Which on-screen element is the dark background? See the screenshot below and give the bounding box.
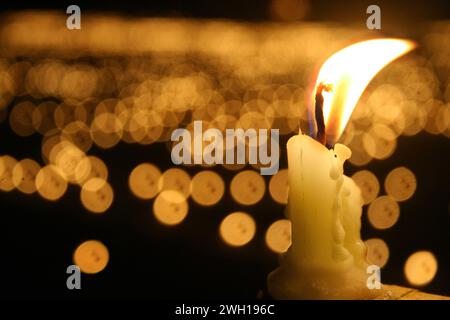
[0,0,449,299]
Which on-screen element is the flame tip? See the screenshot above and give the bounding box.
[311,38,416,144]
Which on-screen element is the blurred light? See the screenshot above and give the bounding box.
[404,251,438,287]
[265,219,291,253]
[12,158,41,194]
[365,238,389,268]
[270,0,310,21]
[230,170,265,205]
[351,170,379,205]
[0,155,18,192]
[384,166,417,202]
[153,190,189,226]
[367,195,400,230]
[219,212,256,247]
[268,168,289,204]
[129,163,161,200]
[159,168,191,200]
[81,178,114,214]
[73,240,109,274]
[9,101,35,137]
[35,164,68,201]
[78,156,109,186]
[190,170,225,206]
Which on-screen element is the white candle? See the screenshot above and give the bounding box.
[268,39,416,300]
[268,133,375,299]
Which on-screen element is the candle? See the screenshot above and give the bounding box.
[267,39,416,299]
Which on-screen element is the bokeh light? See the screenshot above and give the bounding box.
[153,190,189,226]
[404,251,438,287]
[73,240,110,274]
[265,219,291,253]
[220,212,256,247]
[230,170,265,205]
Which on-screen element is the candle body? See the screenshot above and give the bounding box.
[268,134,380,299]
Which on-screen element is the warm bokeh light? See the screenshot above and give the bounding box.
[219,212,256,247]
[365,238,389,268]
[190,171,225,206]
[73,240,110,274]
[153,190,189,226]
[404,251,438,287]
[159,168,191,200]
[230,170,265,205]
[313,39,416,145]
[367,195,400,230]
[81,178,114,214]
[351,170,380,205]
[35,164,68,201]
[12,158,41,194]
[129,163,161,200]
[385,166,417,202]
[265,219,291,253]
[0,155,18,192]
[268,169,289,204]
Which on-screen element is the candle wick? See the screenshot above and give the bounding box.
[315,82,332,147]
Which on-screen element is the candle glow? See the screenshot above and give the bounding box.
[268,38,417,300]
[311,39,416,146]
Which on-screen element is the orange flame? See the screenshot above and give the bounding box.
[311,38,416,146]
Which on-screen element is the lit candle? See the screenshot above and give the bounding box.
[268,39,416,299]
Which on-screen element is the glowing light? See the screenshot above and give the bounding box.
[129,163,161,200]
[384,166,417,202]
[35,164,68,201]
[367,196,400,230]
[190,171,225,206]
[81,178,114,214]
[265,219,291,253]
[219,212,256,247]
[404,251,438,287]
[158,168,191,200]
[153,190,189,226]
[230,170,265,205]
[73,240,109,274]
[365,238,389,268]
[12,158,41,194]
[268,169,289,204]
[312,39,416,145]
[351,170,379,205]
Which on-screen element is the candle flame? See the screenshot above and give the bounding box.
[312,38,416,146]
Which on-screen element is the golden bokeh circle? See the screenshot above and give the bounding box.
[190,170,225,206]
[0,155,18,192]
[153,190,189,226]
[73,240,109,274]
[219,212,256,247]
[159,168,191,200]
[35,164,68,201]
[351,170,380,205]
[129,163,161,200]
[367,195,400,230]
[230,170,265,205]
[265,219,291,253]
[365,238,389,268]
[384,166,417,202]
[12,158,41,194]
[404,251,438,287]
[268,169,289,204]
[81,178,114,214]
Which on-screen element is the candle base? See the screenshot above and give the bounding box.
[267,264,382,300]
